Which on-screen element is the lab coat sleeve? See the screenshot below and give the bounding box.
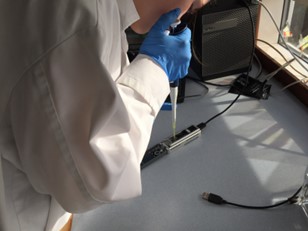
[9,33,170,213]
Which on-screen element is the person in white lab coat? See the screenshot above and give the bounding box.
[0,0,209,230]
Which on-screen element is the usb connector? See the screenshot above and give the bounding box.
[202,192,226,204]
[202,188,302,209]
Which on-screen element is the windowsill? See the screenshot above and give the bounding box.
[257,42,308,88]
[255,0,308,106]
[256,42,308,107]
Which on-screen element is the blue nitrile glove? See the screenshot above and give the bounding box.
[139,8,192,82]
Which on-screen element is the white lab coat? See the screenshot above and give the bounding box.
[0,0,170,230]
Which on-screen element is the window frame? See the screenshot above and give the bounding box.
[279,0,308,63]
[256,0,308,107]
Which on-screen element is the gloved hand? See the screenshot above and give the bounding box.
[139,8,192,82]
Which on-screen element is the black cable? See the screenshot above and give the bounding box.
[257,0,308,74]
[178,77,209,101]
[187,76,231,87]
[187,1,302,212]
[187,77,209,92]
[202,81,232,87]
[202,187,302,210]
[196,2,303,211]
[197,94,241,130]
[254,53,263,79]
[257,39,307,79]
[263,58,296,81]
[197,1,256,131]
[241,0,257,76]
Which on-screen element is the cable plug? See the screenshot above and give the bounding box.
[289,196,300,205]
[202,192,226,205]
[202,187,302,209]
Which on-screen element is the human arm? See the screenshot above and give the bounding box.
[9,6,193,214]
[9,31,169,213]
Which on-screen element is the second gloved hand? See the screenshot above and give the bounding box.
[139,8,192,82]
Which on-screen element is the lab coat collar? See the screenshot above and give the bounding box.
[116,0,140,31]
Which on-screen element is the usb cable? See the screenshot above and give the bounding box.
[202,187,301,209]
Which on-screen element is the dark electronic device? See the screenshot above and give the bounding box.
[229,74,271,99]
[141,125,201,169]
[190,0,259,80]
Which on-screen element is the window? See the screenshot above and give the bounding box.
[281,0,308,63]
[257,0,308,91]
